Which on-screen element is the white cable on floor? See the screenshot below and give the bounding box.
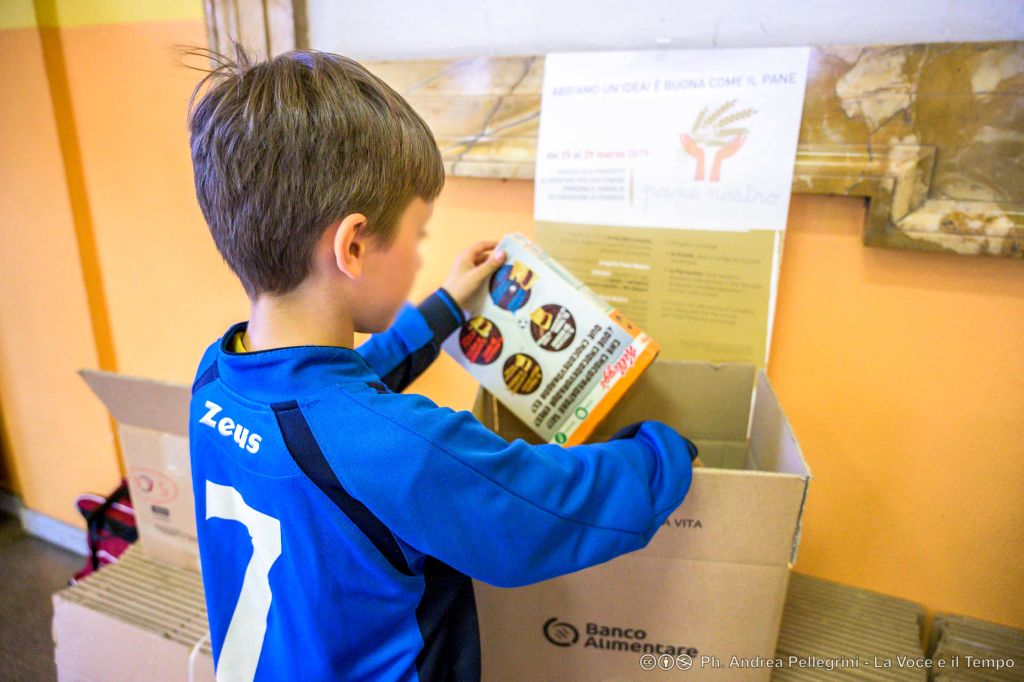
[188,630,211,682]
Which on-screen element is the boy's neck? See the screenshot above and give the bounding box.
[244,284,355,352]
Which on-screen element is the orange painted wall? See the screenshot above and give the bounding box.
[0,4,1020,633]
[0,19,120,518]
[769,194,1024,629]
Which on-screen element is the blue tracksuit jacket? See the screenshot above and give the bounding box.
[189,287,697,682]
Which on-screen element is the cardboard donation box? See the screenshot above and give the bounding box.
[53,544,213,682]
[471,361,810,681]
[80,369,200,572]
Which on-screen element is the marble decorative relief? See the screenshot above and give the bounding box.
[362,44,1023,258]
[200,3,1022,257]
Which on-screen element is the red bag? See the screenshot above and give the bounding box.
[72,479,137,583]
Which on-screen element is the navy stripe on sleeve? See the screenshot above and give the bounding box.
[381,288,466,393]
[420,287,465,339]
[415,557,481,682]
[270,399,414,576]
[434,287,466,328]
[191,361,220,395]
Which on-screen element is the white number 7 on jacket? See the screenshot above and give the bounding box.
[206,480,282,682]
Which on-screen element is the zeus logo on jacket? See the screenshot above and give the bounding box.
[199,400,262,454]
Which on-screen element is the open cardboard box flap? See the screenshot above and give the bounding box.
[79,360,810,573]
[79,369,191,437]
[79,369,199,571]
[473,359,811,568]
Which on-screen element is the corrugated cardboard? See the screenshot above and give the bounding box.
[77,360,809,679]
[79,369,199,572]
[53,544,214,681]
[773,572,926,680]
[928,612,1024,679]
[471,360,811,681]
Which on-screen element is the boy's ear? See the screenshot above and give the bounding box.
[332,213,368,279]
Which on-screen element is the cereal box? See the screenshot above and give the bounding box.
[443,232,659,445]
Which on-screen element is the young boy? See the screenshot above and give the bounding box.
[185,44,699,682]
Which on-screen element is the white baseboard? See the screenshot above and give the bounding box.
[0,490,87,556]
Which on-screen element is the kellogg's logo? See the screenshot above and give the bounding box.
[600,344,638,390]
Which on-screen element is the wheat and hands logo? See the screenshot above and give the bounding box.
[679,99,756,182]
[543,617,580,647]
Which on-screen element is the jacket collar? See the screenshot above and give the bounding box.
[214,320,380,403]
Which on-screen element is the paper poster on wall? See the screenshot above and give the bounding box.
[536,222,778,365]
[534,47,809,367]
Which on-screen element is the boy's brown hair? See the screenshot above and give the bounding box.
[179,42,445,299]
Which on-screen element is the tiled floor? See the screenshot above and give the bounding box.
[0,512,82,682]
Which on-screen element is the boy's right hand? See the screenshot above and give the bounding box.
[442,240,507,308]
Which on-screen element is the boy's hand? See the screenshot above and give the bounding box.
[442,240,507,308]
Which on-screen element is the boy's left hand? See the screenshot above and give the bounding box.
[442,240,507,307]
